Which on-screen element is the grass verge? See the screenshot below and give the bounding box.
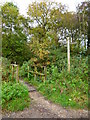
[2,81,30,112]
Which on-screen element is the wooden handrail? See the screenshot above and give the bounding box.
[29,70,45,76]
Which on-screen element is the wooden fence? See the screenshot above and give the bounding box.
[27,65,47,82]
[11,64,19,82]
[9,64,47,82]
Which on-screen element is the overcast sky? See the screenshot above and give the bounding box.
[1,0,86,16]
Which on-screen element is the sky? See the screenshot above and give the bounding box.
[1,0,86,16]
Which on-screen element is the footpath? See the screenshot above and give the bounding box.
[2,80,89,118]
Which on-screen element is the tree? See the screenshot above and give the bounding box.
[76,1,89,49]
[27,1,67,66]
[2,2,32,65]
[27,1,52,66]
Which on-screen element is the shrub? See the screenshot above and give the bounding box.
[19,60,34,80]
[2,81,30,111]
[2,57,11,81]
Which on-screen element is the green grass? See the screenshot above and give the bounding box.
[2,81,30,112]
[28,78,88,110]
[20,56,88,110]
[3,97,30,111]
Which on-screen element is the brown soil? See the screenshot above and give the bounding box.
[2,80,89,118]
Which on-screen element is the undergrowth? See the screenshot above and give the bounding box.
[2,81,30,112]
[23,56,88,109]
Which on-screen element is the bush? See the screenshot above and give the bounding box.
[19,61,29,78]
[2,57,11,81]
[49,48,67,72]
[2,81,30,111]
[49,56,88,108]
[19,60,34,80]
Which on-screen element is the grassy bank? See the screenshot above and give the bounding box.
[2,81,30,112]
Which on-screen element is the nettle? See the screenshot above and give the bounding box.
[2,81,30,111]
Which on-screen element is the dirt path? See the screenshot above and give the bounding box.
[2,80,89,118]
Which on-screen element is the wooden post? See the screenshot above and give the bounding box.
[44,66,47,81]
[16,65,19,82]
[12,65,14,81]
[34,66,37,81]
[67,37,70,72]
[28,66,29,78]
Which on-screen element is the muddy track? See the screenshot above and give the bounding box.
[2,79,89,118]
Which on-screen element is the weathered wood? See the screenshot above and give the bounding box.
[12,65,14,81]
[11,64,18,66]
[28,65,47,82]
[16,65,19,82]
[29,70,45,76]
[67,37,70,72]
[11,64,19,82]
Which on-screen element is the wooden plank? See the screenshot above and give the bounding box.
[11,64,18,66]
[29,70,45,76]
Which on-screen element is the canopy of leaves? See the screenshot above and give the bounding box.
[2,2,32,65]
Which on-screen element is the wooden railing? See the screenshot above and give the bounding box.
[10,64,47,82]
[27,65,47,82]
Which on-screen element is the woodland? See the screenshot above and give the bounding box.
[1,1,89,112]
